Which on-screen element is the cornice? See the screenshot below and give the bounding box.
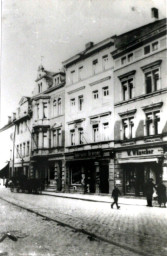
[89,76,111,86]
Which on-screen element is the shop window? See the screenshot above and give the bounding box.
[23,143,26,157]
[152,41,159,51]
[53,130,57,147]
[122,117,134,140]
[122,78,134,100]
[145,68,160,94]
[78,66,84,80]
[78,95,84,111]
[146,111,160,136]
[103,122,109,141]
[121,56,126,65]
[70,130,75,146]
[102,55,109,70]
[71,169,81,185]
[43,131,48,148]
[36,104,39,119]
[78,128,84,144]
[92,90,98,99]
[58,98,62,115]
[93,124,99,142]
[144,45,150,55]
[128,53,133,62]
[103,86,109,97]
[92,59,98,74]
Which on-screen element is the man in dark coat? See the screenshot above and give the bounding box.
[111,185,121,209]
[157,181,167,207]
[144,178,155,207]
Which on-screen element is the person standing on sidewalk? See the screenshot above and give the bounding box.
[111,185,121,209]
[157,180,167,207]
[144,178,155,207]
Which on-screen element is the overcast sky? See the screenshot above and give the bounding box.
[0,0,167,127]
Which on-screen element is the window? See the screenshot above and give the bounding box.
[16,145,19,158]
[23,143,26,157]
[17,124,20,134]
[128,53,133,62]
[93,90,98,99]
[78,95,83,111]
[36,133,39,149]
[102,55,109,70]
[43,132,47,148]
[36,104,39,119]
[27,141,30,156]
[20,144,22,157]
[71,169,81,185]
[78,128,84,144]
[53,130,57,147]
[70,130,75,146]
[152,41,159,51]
[70,98,75,107]
[70,70,75,83]
[103,122,109,141]
[122,78,134,100]
[145,68,160,94]
[92,59,98,74]
[121,56,126,65]
[38,83,42,93]
[78,66,84,80]
[93,124,99,142]
[43,103,48,119]
[122,117,134,140]
[144,45,150,55]
[146,111,160,136]
[58,98,62,115]
[53,99,57,116]
[103,86,109,96]
[57,129,62,146]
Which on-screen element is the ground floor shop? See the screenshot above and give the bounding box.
[115,145,165,196]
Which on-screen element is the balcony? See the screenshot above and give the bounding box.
[33,119,50,128]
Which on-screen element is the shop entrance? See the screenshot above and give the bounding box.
[100,164,109,193]
[123,162,162,196]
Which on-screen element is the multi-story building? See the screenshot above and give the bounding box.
[31,65,65,190]
[112,18,167,196]
[63,38,115,194]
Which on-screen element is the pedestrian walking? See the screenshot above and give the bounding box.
[111,185,121,209]
[157,181,167,207]
[144,178,155,207]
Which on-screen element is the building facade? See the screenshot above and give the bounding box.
[112,18,167,195]
[63,38,115,194]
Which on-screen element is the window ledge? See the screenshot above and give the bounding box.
[115,88,167,107]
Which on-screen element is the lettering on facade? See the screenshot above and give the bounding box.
[74,150,101,159]
[127,149,154,156]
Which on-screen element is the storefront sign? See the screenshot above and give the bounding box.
[74,150,101,159]
[115,179,121,185]
[127,149,154,156]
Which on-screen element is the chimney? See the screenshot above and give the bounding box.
[85,42,94,50]
[13,112,16,120]
[8,116,12,123]
[151,8,159,20]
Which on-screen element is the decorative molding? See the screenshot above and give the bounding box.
[118,109,137,117]
[141,59,162,70]
[89,76,111,86]
[142,101,163,112]
[67,118,85,125]
[89,111,111,119]
[33,95,50,101]
[68,86,85,95]
[118,70,136,80]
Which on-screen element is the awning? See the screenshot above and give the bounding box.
[117,158,159,164]
[0,162,9,178]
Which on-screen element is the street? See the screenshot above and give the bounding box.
[0,188,167,256]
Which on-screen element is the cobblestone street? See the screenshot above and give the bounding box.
[0,188,167,256]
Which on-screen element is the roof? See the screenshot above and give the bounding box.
[112,18,167,58]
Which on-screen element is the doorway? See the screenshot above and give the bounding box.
[100,164,109,193]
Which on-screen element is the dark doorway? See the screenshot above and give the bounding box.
[57,162,62,191]
[100,164,109,193]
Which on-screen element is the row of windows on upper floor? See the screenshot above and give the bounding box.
[17,120,29,134]
[116,37,166,69]
[68,54,111,84]
[38,76,63,94]
[16,141,30,158]
[69,109,161,146]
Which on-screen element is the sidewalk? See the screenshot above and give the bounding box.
[42,191,147,206]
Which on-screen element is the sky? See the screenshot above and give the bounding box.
[0,0,167,127]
